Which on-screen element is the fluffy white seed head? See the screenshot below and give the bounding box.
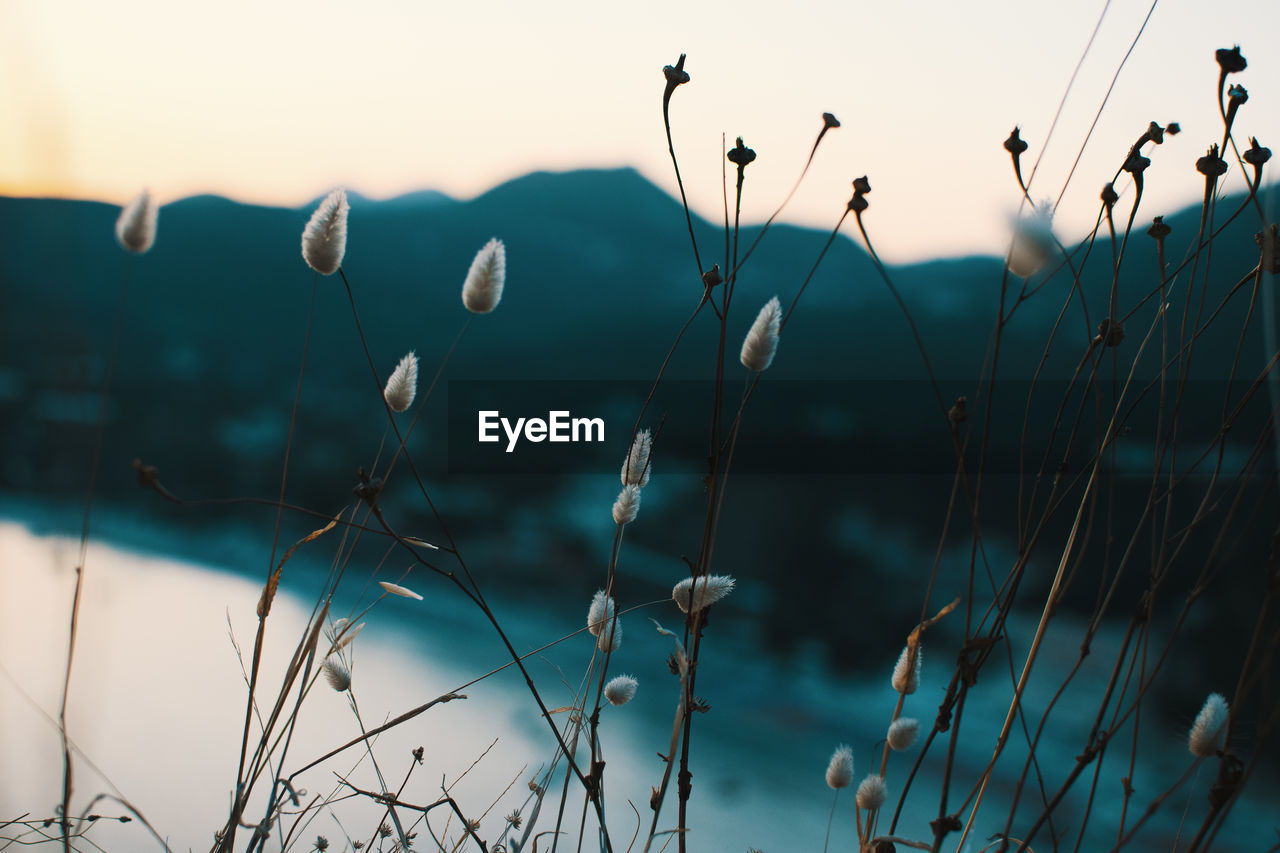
[672,575,736,613]
[301,189,348,275]
[322,658,351,692]
[1006,203,1055,278]
[856,774,887,810]
[384,352,419,413]
[887,717,920,751]
[597,616,622,653]
[740,296,782,372]
[604,674,638,707]
[378,580,423,601]
[825,744,854,789]
[622,429,652,486]
[892,645,921,695]
[462,238,506,313]
[115,189,157,254]
[586,590,616,637]
[1189,692,1229,758]
[612,485,641,525]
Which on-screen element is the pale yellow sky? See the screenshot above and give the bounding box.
[1,0,1276,261]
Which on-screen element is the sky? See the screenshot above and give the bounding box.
[1,0,1277,262]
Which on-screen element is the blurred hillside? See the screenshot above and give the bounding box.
[0,169,1274,689]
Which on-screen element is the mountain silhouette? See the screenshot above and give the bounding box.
[1,168,1273,678]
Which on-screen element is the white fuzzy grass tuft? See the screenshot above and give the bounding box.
[322,658,351,692]
[672,575,736,613]
[825,744,854,789]
[384,351,419,413]
[301,188,348,275]
[462,238,506,314]
[587,590,616,637]
[621,429,652,486]
[597,617,622,653]
[115,189,158,254]
[856,774,887,810]
[891,645,921,695]
[740,296,782,372]
[603,674,638,706]
[612,485,641,525]
[1006,202,1055,278]
[887,717,919,751]
[378,580,423,601]
[1189,692,1229,758]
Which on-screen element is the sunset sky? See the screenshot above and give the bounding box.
[1,0,1276,261]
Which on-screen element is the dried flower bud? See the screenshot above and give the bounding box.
[825,744,854,789]
[856,774,887,810]
[662,54,690,87]
[1197,145,1228,178]
[823,112,841,129]
[847,193,869,213]
[672,574,736,613]
[1227,83,1249,105]
[1215,46,1247,74]
[603,674,638,706]
[587,591,616,637]
[887,717,920,751]
[612,485,641,525]
[622,429,652,486]
[727,137,757,167]
[1147,216,1171,240]
[891,645,921,694]
[322,658,351,692]
[1243,137,1271,167]
[1123,152,1151,175]
[1256,224,1280,274]
[1189,692,1228,758]
[383,352,418,413]
[378,581,423,600]
[1101,183,1119,207]
[1166,122,1181,136]
[301,189,348,275]
[1146,121,1165,145]
[116,189,158,254]
[461,238,506,314]
[702,264,722,289]
[740,296,782,372]
[852,176,872,196]
[1004,128,1029,156]
[1098,317,1124,347]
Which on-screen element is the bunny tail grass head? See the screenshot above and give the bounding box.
[384,352,419,413]
[612,485,641,525]
[672,574,736,613]
[378,580,423,601]
[322,658,351,692]
[892,644,921,694]
[887,717,920,751]
[856,774,887,810]
[825,744,853,789]
[1006,202,1055,278]
[587,590,616,637]
[604,674,638,706]
[1189,692,1229,758]
[621,429,653,486]
[462,237,506,314]
[115,189,158,254]
[740,296,782,372]
[301,188,348,275]
[597,616,623,653]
